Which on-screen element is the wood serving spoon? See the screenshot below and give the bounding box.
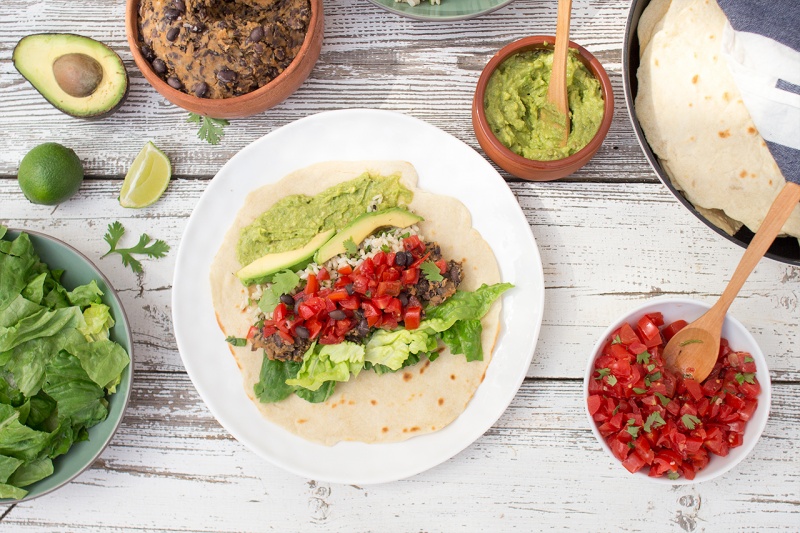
[546,0,572,145]
[664,181,800,382]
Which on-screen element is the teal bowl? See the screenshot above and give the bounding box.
[0,229,133,502]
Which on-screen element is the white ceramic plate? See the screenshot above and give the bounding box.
[172,109,544,484]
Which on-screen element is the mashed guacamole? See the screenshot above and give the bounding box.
[237,173,412,266]
[484,49,604,161]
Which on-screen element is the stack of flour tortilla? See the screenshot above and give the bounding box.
[635,0,800,245]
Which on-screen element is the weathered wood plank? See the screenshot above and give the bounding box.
[1,179,798,380]
[1,376,797,531]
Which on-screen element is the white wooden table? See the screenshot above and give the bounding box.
[1,0,799,530]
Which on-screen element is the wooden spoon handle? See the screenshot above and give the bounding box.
[548,0,572,118]
[714,181,800,315]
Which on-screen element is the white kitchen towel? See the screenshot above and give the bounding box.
[718,0,800,184]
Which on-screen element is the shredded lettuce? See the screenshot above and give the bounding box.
[286,342,365,391]
[0,228,130,499]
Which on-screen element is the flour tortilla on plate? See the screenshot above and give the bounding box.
[635,0,800,242]
[209,161,502,446]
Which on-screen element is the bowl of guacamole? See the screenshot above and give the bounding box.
[472,36,614,181]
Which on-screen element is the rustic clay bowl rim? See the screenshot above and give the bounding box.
[472,35,614,177]
[124,0,323,118]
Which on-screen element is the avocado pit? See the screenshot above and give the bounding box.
[52,53,104,98]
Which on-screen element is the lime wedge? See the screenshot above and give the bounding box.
[119,141,171,208]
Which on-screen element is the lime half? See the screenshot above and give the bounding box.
[119,141,171,208]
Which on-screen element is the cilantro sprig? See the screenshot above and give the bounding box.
[102,221,170,274]
[420,261,444,282]
[188,112,229,145]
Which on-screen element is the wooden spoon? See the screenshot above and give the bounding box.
[664,181,800,382]
[545,0,572,145]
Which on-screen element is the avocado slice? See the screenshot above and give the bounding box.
[315,208,424,264]
[237,229,336,286]
[13,33,129,119]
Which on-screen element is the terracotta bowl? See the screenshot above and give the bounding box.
[125,0,323,119]
[472,35,614,181]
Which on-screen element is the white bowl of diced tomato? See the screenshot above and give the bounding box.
[584,298,771,483]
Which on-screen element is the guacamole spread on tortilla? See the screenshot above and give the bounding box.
[484,49,604,161]
[237,173,412,266]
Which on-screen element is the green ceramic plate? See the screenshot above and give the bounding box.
[0,229,133,502]
[366,0,515,21]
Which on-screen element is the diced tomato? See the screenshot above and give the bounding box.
[273,303,288,323]
[304,273,319,295]
[277,330,294,344]
[377,280,402,297]
[403,234,423,252]
[684,379,704,402]
[435,259,447,274]
[327,289,349,302]
[338,295,361,311]
[246,326,258,340]
[619,323,639,345]
[337,264,353,275]
[662,320,688,342]
[304,318,322,340]
[587,312,760,480]
[402,267,419,285]
[362,301,380,318]
[317,268,330,281]
[637,315,662,348]
[352,274,370,295]
[372,294,393,310]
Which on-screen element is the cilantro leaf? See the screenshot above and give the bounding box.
[611,334,622,345]
[735,372,756,385]
[636,351,651,365]
[606,375,618,386]
[420,261,444,282]
[187,112,229,145]
[101,222,170,274]
[225,336,247,347]
[343,237,359,257]
[626,424,640,438]
[595,368,610,380]
[681,414,701,430]
[667,471,680,480]
[633,387,647,395]
[258,269,301,313]
[654,392,671,407]
[744,356,754,363]
[643,411,666,433]
[380,244,390,253]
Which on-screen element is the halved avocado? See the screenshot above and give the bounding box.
[315,208,424,264]
[237,229,336,286]
[13,33,129,119]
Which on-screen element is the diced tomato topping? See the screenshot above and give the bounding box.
[402,267,419,285]
[337,264,353,275]
[304,273,319,295]
[435,259,447,274]
[273,303,288,323]
[246,326,259,340]
[587,312,760,480]
[317,268,330,281]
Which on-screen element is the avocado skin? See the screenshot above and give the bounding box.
[13,33,129,119]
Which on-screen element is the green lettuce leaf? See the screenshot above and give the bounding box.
[66,281,103,308]
[0,295,43,329]
[286,342,365,391]
[77,303,115,343]
[42,351,107,429]
[295,380,336,403]
[0,455,23,483]
[67,337,129,392]
[440,319,484,362]
[0,232,37,310]
[0,404,51,462]
[0,307,83,353]
[4,329,85,398]
[423,283,513,332]
[0,483,27,499]
[364,328,437,371]
[7,457,52,487]
[254,357,300,404]
[22,273,47,305]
